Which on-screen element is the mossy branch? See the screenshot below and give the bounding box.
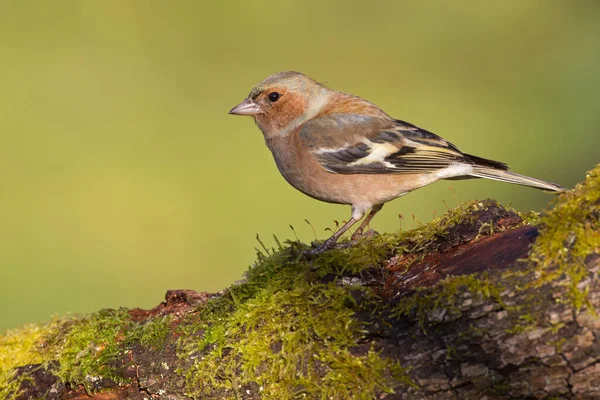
[1,165,599,400]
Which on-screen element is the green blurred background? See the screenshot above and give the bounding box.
[1,1,598,332]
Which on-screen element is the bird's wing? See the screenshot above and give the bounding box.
[299,114,502,175]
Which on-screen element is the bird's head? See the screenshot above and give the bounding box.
[229,71,331,138]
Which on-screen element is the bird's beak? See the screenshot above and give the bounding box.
[228,98,261,116]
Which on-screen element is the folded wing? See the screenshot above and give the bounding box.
[299,114,506,175]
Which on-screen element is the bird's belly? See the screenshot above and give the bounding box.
[268,138,422,207]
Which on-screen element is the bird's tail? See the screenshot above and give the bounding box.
[465,153,565,192]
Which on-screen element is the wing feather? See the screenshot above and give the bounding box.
[299,114,476,175]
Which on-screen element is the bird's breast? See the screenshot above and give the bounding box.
[265,135,335,203]
[264,135,421,208]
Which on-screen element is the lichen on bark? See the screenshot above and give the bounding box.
[0,164,599,400]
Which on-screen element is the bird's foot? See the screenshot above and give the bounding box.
[350,228,364,242]
[305,236,340,256]
[305,236,362,257]
[350,228,379,242]
[305,229,381,257]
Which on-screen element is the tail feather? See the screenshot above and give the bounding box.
[469,167,565,192]
[464,153,508,171]
[463,153,565,192]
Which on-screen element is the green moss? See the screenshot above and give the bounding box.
[528,164,600,312]
[1,168,598,398]
[199,199,538,395]
[549,321,566,334]
[175,211,516,397]
[519,210,541,226]
[0,198,530,398]
[0,309,144,398]
[382,199,531,264]
[45,309,134,391]
[131,315,172,350]
[0,322,60,399]
[552,337,567,353]
[177,258,413,398]
[0,309,136,397]
[504,313,537,335]
[390,165,600,336]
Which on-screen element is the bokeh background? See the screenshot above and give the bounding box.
[1,1,598,332]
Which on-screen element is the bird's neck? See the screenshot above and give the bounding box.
[316,91,390,119]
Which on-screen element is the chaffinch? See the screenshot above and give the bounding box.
[229,71,564,252]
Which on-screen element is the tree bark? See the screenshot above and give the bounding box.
[3,165,599,400]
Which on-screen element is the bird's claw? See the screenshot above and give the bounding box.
[350,229,364,242]
[304,227,381,258]
[305,236,359,257]
[305,237,337,256]
[350,229,379,242]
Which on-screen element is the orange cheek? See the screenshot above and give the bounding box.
[271,97,306,128]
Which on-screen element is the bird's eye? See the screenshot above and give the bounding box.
[268,92,280,102]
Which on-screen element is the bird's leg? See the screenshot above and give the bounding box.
[350,204,383,241]
[308,217,360,254]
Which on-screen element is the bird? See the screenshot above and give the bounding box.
[229,71,565,252]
